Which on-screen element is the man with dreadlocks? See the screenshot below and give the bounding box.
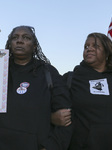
[0,26,72,150]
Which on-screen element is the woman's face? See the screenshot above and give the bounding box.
[83,36,107,70]
[10,27,35,61]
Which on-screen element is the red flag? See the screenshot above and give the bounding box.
[107,18,112,41]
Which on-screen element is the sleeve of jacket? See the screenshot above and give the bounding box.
[41,65,74,150]
[48,65,72,112]
[41,124,74,150]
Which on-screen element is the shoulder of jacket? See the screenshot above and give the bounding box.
[44,63,53,89]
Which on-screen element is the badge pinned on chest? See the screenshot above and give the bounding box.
[89,78,109,95]
[20,82,30,88]
[16,82,30,94]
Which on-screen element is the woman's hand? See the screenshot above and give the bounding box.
[51,109,72,126]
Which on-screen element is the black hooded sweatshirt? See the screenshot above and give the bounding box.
[0,58,73,150]
[64,60,112,150]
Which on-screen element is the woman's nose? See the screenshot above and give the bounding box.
[87,46,94,51]
[17,37,23,43]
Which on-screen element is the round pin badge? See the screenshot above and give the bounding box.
[20,82,30,88]
[16,87,27,94]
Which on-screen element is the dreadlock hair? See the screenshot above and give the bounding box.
[5,25,50,64]
[85,32,112,70]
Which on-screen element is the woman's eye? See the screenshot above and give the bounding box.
[12,35,31,41]
[93,44,99,49]
[12,36,18,40]
[85,45,89,49]
[23,36,30,40]
[96,45,100,48]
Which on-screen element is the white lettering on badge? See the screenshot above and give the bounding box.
[16,82,30,94]
[16,87,27,94]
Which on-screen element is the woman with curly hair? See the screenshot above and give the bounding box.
[0,26,72,150]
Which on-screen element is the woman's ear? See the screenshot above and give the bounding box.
[106,57,108,61]
[33,46,36,51]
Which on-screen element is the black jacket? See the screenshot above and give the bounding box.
[64,60,112,150]
[0,58,73,150]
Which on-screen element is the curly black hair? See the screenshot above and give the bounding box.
[5,25,50,64]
